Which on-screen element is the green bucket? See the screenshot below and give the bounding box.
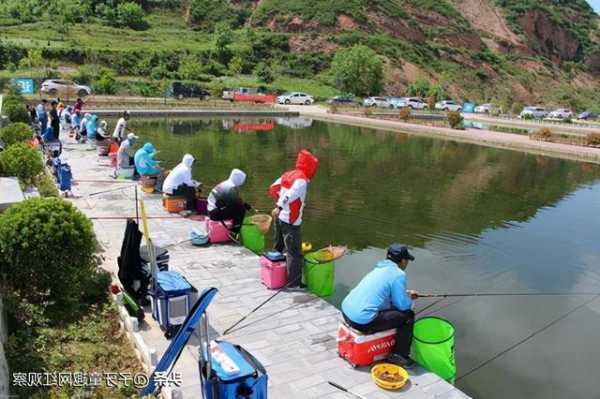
[412,317,456,384]
[304,252,335,297]
[241,217,265,254]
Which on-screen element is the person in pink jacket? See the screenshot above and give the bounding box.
[269,149,319,289]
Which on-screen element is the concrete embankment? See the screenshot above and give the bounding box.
[300,110,600,165]
[64,139,470,398]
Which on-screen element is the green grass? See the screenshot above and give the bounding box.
[217,74,339,97]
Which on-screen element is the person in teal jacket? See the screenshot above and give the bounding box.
[341,244,420,368]
[134,143,161,176]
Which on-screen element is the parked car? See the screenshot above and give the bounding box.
[577,111,598,120]
[403,97,429,110]
[167,81,210,99]
[518,106,547,119]
[474,103,502,114]
[41,79,91,97]
[387,97,408,109]
[363,97,392,108]
[277,92,315,105]
[223,87,276,103]
[434,100,462,112]
[545,108,573,120]
[327,95,355,105]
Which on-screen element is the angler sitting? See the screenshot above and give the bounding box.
[207,168,251,238]
[162,154,201,211]
[134,143,162,177]
[341,244,419,368]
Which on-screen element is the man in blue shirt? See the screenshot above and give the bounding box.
[341,244,419,368]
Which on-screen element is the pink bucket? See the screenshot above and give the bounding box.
[208,219,233,243]
[259,256,288,289]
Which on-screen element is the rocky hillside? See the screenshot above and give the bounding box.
[2,0,600,109]
[190,0,600,104]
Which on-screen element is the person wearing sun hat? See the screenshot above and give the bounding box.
[341,244,420,368]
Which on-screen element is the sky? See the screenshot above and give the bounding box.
[588,0,600,13]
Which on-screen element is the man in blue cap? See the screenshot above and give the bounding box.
[341,244,419,368]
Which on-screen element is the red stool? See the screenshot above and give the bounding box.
[337,322,396,367]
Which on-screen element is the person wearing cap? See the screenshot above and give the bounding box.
[113,111,131,144]
[163,154,201,211]
[117,132,138,172]
[207,168,251,236]
[341,244,420,368]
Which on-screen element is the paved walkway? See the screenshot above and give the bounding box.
[63,141,470,398]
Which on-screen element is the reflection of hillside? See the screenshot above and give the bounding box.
[131,119,600,250]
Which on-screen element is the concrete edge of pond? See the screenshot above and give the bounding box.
[89,109,300,118]
[63,140,472,399]
[302,111,600,165]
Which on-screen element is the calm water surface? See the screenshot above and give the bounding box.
[131,117,600,399]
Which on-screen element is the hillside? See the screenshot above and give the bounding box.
[1,0,599,111]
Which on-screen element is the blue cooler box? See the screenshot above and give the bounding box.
[202,340,268,399]
[151,271,195,337]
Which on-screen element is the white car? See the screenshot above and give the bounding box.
[403,97,429,110]
[434,100,462,112]
[519,106,547,119]
[277,92,314,105]
[545,108,573,119]
[41,79,91,97]
[474,103,502,114]
[363,97,392,108]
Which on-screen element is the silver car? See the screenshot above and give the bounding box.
[519,106,547,119]
[363,97,392,108]
[277,92,314,105]
[545,108,573,119]
[41,79,91,97]
[434,100,462,112]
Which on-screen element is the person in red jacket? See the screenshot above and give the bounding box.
[269,149,319,289]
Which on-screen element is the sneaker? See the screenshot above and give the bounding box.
[387,353,416,369]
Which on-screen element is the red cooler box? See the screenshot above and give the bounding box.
[337,322,396,367]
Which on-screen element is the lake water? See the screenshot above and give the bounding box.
[131,117,600,398]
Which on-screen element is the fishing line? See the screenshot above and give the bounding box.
[455,294,600,382]
[419,292,600,298]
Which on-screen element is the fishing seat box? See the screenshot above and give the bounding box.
[208,219,233,243]
[201,340,268,399]
[162,194,187,213]
[151,271,196,338]
[337,322,397,367]
[259,251,287,289]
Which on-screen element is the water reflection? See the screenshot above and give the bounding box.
[131,117,600,399]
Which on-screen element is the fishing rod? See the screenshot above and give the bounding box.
[418,292,600,298]
[88,184,136,197]
[328,381,368,399]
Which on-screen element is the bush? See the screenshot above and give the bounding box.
[228,56,243,75]
[93,69,117,95]
[254,62,274,83]
[3,102,30,123]
[0,122,32,145]
[399,107,411,121]
[0,142,43,185]
[533,128,553,141]
[330,45,383,97]
[510,102,522,115]
[178,54,204,81]
[0,198,96,325]
[209,79,225,97]
[116,2,146,30]
[585,133,600,146]
[33,172,58,197]
[328,103,339,114]
[447,111,464,129]
[522,113,534,120]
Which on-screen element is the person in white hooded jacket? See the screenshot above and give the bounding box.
[207,168,251,235]
[163,154,201,211]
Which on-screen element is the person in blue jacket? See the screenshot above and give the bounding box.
[86,114,98,140]
[341,244,420,368]
[134,143,161,176]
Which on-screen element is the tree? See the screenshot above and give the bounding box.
[228,56,243,75]
[213,22,232,64]
[116,2,146,30]
[330,45,383,97]
[209,79,225,97]
[178,54,204,80]
[254,62,274,83]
